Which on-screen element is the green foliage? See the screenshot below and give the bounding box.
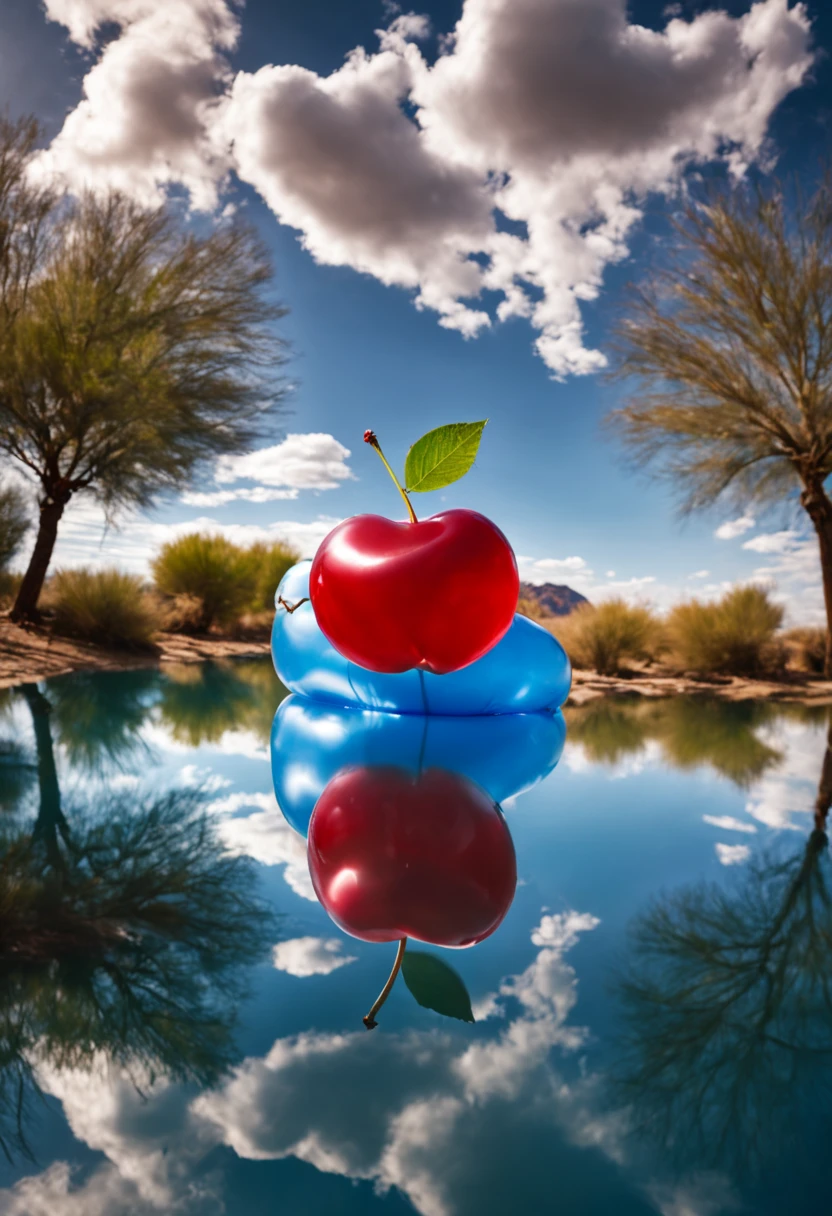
[243,540,300,612]
[0,116,290,615]
[666,585,784,676]
[401,949,475,1023]
[553,598,660,676]
[152,533,256,631]
[0,484,28,570]
[50,567,159,648]
[404,420,487,493]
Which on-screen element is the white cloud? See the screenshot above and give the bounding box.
[47,498,341,575]
[715,842,751,866]
[179,487,300,507]
[272,936,358,977]
[38,0,238,210]
[742,529,800,553]
[715,515,756,540]
[702,815,757,834]
[39,0,815,377]
[689,569,710,579]
[215,434,353,491]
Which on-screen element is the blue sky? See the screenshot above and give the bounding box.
[1,0,830,618]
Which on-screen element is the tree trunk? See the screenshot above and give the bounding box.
[10,496,67,623]
[800,480,832,679]
[20,682,71,872]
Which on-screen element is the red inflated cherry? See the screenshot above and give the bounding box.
[310,430,517,675]
[307,765,517,948]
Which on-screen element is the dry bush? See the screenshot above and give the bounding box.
[152,534,255,632]
[782,626,827,675]
[153,593,206,635]
[665,585,784,677]
[50,568,159,648]
[243,541,300,612]
[0,570,21,610]
[550,599,661,675]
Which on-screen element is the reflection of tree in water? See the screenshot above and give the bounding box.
[44,668,159,773]
[613,715,832,1178]
[566,696,827,786]
[0,683,276,1162]
[157,659,286,747]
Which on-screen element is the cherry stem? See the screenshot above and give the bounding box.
[363,937,407,1030]
[364,431,417,524]
[277,596,309,614]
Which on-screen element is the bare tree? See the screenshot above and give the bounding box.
[607,172,832,672]
[0,117,290,622]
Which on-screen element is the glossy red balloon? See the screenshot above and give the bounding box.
[309,509,519,674]
[307,766,517,947]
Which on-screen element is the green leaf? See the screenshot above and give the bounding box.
[404,420,487,494]
[401,950,475,1023]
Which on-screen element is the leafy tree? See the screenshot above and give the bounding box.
[608,172,832,673]
[0,116,289,623]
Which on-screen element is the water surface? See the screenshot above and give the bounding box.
[0,664,830,1215]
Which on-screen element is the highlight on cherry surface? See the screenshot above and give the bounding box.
[309,422,519,675]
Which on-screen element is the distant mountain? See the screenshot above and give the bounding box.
[519,582,589,617]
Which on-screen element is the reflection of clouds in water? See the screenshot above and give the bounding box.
[702,816,756,834]
[563,739,662,780]
[715,843,751,867]
[650,1174,741,1216]
[4,912,623,1216]
[179,764,232,792]
[14,1054,222,1215]
[207,791,315,901]
[746,719,826,831]
[194,910,617,1216]
[272,937,357,977]
[140,721,269,761]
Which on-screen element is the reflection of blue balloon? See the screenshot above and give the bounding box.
[272,561,571,715]
[271,694,566,836]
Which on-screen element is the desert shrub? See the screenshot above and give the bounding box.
[0,484,28,571]
[552,599,660,675]
[154,592,206,634]
[152,534,255,631]
[516,595,551,624]
[782,626,827,674]
[242,540,300,612]
[0,570,21,609]
[665,585,784,676]
[51,568,159,648]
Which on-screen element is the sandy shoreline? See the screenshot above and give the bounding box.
[4,616,832,703]
[4,615,832,703]
[0,617,271,689]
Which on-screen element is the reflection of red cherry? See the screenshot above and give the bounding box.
[307,766,517,947]
[309,510,519,674]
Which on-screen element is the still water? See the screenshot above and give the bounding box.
[0,660,830,1214]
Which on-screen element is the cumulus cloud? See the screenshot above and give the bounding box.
[215,434,353,491]
[272,936,358,977]
[715,515,756,540]
[715,842,751,866]
[39,0,815,377]
[39,0,238,209]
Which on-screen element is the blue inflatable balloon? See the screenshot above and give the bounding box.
[272,561,571,716]
[271,693,566,836]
